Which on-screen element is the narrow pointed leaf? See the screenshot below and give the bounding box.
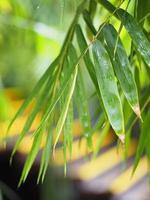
[89,0,97,20]
[76,25,98,90]
[34,52,78,131]
[69,42,92,146]
[11,73,56,159]
[136,0,150,23]
[102,24,140,117]
[83,10,97,35]
[92,40,125,141]
[63,101,73,175]
[97,0,150,68]
[116,9,150,68]
[7,58,58,133]
[18,127,43,186]
[37,129,53,183]
[53,66,78,150]
[76,69,92,147]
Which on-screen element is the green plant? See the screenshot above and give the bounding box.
[7,0,150,185]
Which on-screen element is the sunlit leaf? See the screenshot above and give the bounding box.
[92,40,125,141]
[102,24,141,117]
[53,60,78,150]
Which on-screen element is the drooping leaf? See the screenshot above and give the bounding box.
[92,40,125,141]
[102,24,141,117]
[75,68,92,147]
[7,58,58,133]
[53,61,78,150]
[97,0,150,68]
[18,126,44,186]
[75,24,98,90]
[83,10,97,35]
[37,128,53,183]
[33,51,78,132]
[136,0,150,23]
[68,40,93,147]
[116,8,150,68]
[89,0,97,20]
[10,71,56,159]
[63,101,73,175]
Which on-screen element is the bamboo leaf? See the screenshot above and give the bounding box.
[75,68,92,147]
[37,129,53,183]
[92,40,125,141]
[34,53,78,133]
[10,72,56,160]
[18,126,44,186]
[89,0,97,20]
[7,58,58,133]
[83,10,97,35]
[75,24,104,111]
[136,0,150,23]
[97,0,150,68]
[75,24,98,90]
[53,63,78,150]
[102,24,141,117]
[63,101,73,175]
[116,8,150,68]
[68,41,93,146]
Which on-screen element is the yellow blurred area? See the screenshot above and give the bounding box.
[0,0,12,12]
[0,88,114,167]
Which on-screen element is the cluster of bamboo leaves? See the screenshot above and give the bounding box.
[8,0,150,185]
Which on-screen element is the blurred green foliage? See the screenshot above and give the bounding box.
[0,0,81,93]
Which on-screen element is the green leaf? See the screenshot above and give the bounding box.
[75,68,92,147]
[89,0,97,20]
[116,8,150,68]
[83,10,97,35]
[68,41,93,147]
[126,86,150,132]
[97,0,150,68]
[37,128,53,183]
[92,40,125,141]
[18,126,44,186]
[34,52,78,133]
[136,0,150,23]
[102,24,141,117]
[75,24,98,90]
[7,58,58,133]
[53,62,78,150]
[75,24,104,111]
[10,72,56,160]
[63,101,73,175]
[133,109,150,174]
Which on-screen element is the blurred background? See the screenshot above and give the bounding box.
[0,0,150,200]
[0,1,81,199]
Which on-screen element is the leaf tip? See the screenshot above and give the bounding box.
[133,104,142,120]
[118,134,125,144]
